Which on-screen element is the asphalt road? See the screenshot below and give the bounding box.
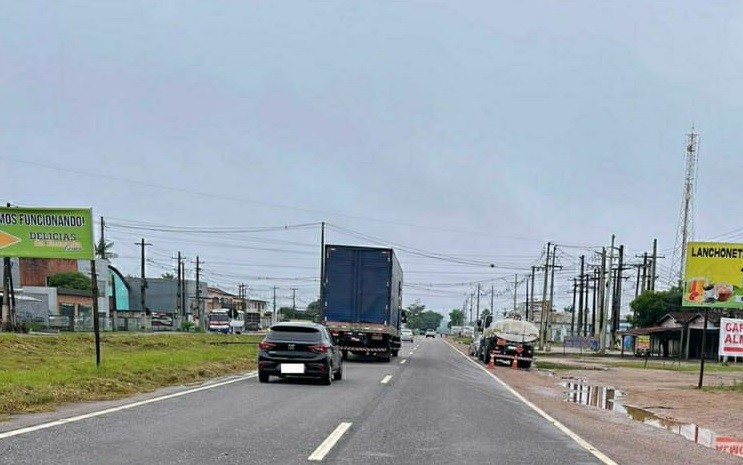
[0,337,612,465]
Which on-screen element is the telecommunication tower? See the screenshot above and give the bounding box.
[669,128,699,287]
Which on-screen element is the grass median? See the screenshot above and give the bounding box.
[0,332,260,420]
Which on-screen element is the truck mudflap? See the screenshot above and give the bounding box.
[337,346,389,353]
[493,353,533,362]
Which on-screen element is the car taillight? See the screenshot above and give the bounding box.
[258,341,276,350]
[308,344,329,353]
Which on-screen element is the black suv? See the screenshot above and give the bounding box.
[257,322,343,385]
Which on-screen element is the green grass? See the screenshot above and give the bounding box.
[0,332,260,419]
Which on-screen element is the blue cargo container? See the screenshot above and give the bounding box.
[322,245,403,361]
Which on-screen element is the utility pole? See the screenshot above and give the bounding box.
[547,244,559,351]
[540,242,551,350]
[578,255,585,339]
[475,283,481,328]
[641,253,648,293]
[176,251,182,318]
[611,245,625,347]
[592,268,598,337]
[194,256,202,328]
[320,221,325,315]
[273,286,277,323]
[292,288,297,313]
[180,254,187,319]
[490,284,494,322]
[137,238,152,318]
[598,247,607,353]
[524,273,530,320]
[513,274,518,316]
[603,235,616,352]
[650,238,658,291]
[529,267,536,323]
[571,278,577,338]
[98,216,106,258]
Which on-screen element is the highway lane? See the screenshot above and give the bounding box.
[328,337,610,465]
[0,337,613,465]
[0,348,409,465]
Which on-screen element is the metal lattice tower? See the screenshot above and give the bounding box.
[669,128,699,287]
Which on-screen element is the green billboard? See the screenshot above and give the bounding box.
[0,207,94,259]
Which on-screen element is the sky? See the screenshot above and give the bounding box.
[2,1,743,321]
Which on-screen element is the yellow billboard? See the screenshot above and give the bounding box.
[683,242,743,308]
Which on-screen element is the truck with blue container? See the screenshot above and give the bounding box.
[321,244,403,362]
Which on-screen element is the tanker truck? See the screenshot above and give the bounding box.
[478,318,538,369]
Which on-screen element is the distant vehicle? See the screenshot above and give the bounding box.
[321,245,403,362]
[257,322,343,385]
[401,328,414,342]
[208,309,245,334]
[425,329,436,338]
[244,310,261,331]
[479,318,538,368]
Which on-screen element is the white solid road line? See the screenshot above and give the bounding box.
[0,373,258,440]
[308,422,352,461]
[380,375,393,384]
[400,359,407,364]
[446,342,619,465]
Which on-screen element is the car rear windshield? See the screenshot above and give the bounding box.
[209,314,229,322]
[267,327,322,343]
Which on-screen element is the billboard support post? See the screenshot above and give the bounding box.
[91,259,101,366]
[698,307,709,389]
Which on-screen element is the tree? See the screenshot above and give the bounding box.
[161,272,175,280]
[48,271,92,290]
[418,311,443,331]
[306,299,322,322]
[448,309,464,328]
[628,287,682,328]
[95,238,118,259]
[405,300,427,331]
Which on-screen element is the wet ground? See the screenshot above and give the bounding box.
[562,379,743,459]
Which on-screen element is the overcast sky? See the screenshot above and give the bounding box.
[2,2,742,320]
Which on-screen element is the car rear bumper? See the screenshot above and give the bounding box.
[258,353,331,377]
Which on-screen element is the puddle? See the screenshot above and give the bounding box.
[562,380,743,459]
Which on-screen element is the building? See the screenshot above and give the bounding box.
[623,310,743,359]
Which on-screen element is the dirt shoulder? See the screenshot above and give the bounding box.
[449,339,743,464]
